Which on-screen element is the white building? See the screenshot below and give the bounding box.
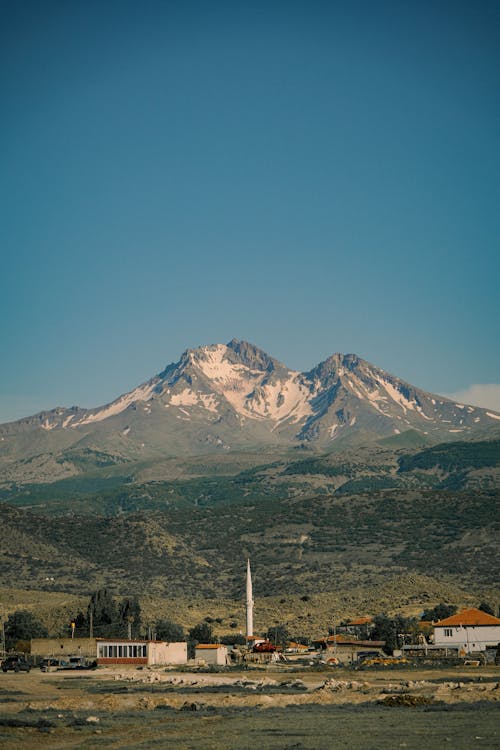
[195,644,228,666]
[97,639,187,665]
[433,608,500,655]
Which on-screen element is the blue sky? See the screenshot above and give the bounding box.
[1,0,499,423]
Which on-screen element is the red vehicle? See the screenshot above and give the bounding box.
[253,640,276,653]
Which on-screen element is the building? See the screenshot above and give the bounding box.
[31,637,187,666]
[433,608,500,655]
[343,616,374,639]
[97,639,187,666]
[285,641,309,654]
[195,644,229,666]
[31,637,97,660]
[312,634,386,663]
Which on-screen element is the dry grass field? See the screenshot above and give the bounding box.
[0,663,498,749]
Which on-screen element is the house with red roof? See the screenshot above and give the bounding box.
[343,616,374,639]
[433,608,500,655]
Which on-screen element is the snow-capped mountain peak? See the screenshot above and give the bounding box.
[1,341,499,454]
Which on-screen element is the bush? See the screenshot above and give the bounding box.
[155,619,185,641]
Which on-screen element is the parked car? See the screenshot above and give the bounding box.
[58,656,97,670]
[39,658,61,672]
[1,656,31,672]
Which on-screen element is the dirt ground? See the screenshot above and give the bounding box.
[0,664,498,749]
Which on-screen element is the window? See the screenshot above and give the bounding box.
[444,629,452,637]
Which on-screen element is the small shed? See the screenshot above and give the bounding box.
[195,644,228,666]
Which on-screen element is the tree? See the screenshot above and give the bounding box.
[155,619,185,642]
[371,614,417,654]
[4,610,48,651]
[264,623,290,650]
[188,622,215,644]
[421,603,457,622]
[87,589,118,638]
[220,633,246,646]
[478,602,494,616]
[73,610,89,636]
[188,621,216,659]
[119,597,141,638]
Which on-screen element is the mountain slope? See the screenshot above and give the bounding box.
[1,340,499,485]
[0,488,498,599]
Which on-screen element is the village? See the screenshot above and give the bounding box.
[4,562,500,673]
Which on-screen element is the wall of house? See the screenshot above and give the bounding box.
[31,638,97,658]
[324,643,385,663]
[195,647,227,665]
[434,625,500,653]
[149,642,187,665]
[97,641,148,665]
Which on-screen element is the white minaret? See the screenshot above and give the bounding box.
[246,558,254,641]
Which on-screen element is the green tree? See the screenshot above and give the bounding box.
[119,597,141,638]
[189,622,215,644]
[5,610,48,651]
[421,603,457,622]
[188,622,216,658]
[73,610,89,636]
[87,589,118,638]
[264,623,290,649]
[371,614,417,654]
[220,633,246,646]
[478,602,494,616]
[155,619,185,642]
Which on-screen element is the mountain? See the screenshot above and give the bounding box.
[1,339,499,485]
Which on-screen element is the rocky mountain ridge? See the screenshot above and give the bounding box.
[1,341,499,474]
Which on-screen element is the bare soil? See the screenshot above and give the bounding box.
[0,664,498,749]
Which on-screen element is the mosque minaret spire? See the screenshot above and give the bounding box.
[246,558,254,641]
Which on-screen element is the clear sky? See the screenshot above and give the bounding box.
[1,0,499,423]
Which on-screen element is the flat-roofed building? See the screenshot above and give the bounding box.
[195,644,228,666]
[31,637,187,666]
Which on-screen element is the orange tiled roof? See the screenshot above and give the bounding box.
[347,616,373,626]
[326,633,350,643]
[434,608,500,627]
[195,644,224,649]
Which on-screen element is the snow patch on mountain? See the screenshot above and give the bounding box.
[170,388,219,413]
[379,379,416,413]
[74,382,156,425]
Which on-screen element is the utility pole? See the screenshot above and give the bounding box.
[0,614,6,657]
[89,610,93,639]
